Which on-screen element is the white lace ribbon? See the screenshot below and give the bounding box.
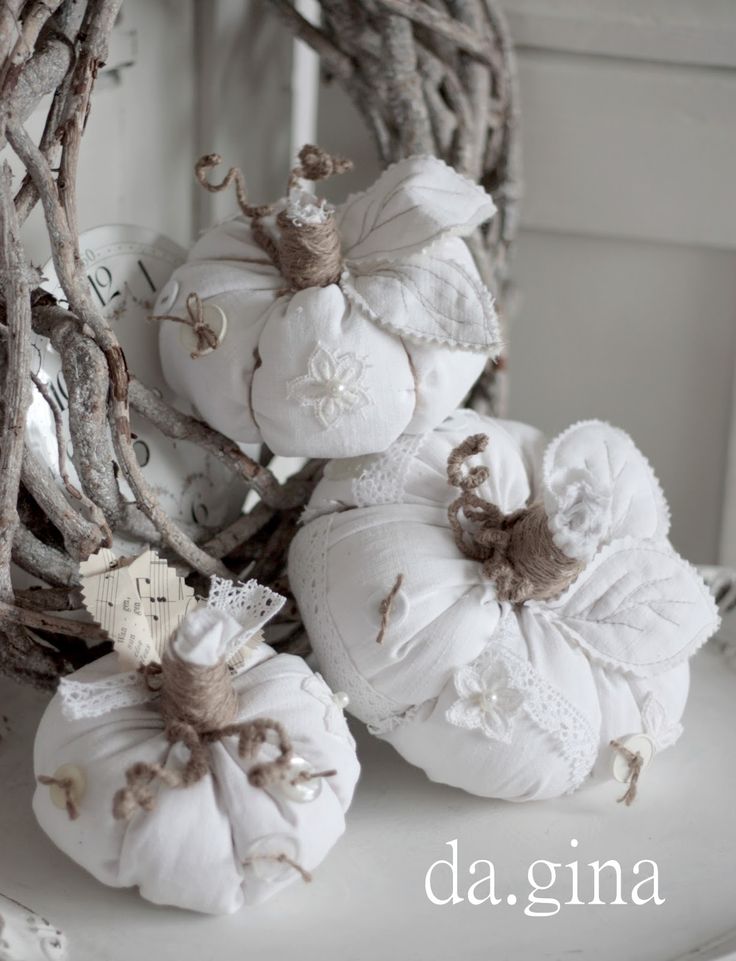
[59,671,157,720]
[59,577,285,721]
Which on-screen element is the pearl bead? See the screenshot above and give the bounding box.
[333,691,350,709]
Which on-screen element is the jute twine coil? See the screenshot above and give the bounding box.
[159,645,238,733]
[275,207,343,290]
[194,143,352,293]
[447,433,582,603]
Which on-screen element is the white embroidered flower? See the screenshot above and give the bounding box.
[446,653,526,743]
[545,467,613,562]
[287,344,371,429]
[641,692,683,750]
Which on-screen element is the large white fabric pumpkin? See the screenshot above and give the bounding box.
[155,153,500,458]
[289,409,719,801]
[33,580,360,914]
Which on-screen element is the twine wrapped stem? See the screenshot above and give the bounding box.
[447,433,582,603]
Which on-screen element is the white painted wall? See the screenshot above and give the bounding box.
[18,0,196,265]
[505,30,736,564]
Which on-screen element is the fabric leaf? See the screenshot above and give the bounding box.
[543,420,670,557]
[336,155,496,266]
[343,251,501,354]
[544,539,720,677]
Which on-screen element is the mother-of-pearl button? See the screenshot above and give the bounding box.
[178,302,228,356]
[611,733,656,783]
[367,583,411,634]
[156,278,179,312]
[243,834,300,882]
[47,764,86,810]
[275,756,322,803]
[333,691,350,709]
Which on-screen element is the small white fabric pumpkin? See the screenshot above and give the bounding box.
[289,410,719,801]
[156,153,500,458]
[33,580,360,914]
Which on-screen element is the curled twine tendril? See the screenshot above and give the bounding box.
[447,433,583,603]
[194,144,353,292]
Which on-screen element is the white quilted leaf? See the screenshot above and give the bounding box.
[337,155,495,266]
[543,420,670,560]
[545,539,719,676]
[343,249,501,353]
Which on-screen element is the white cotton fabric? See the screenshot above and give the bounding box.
[156,156,500,459]
[289,410,719,801]
[172,607,244,666]
[33,637,360,914]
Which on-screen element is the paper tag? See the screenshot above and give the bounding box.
[227,628,265,675]
[80,548,198,666]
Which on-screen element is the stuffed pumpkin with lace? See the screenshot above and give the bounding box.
[289,410,719,802]
[33,578,359,915]
[154,146,501,458]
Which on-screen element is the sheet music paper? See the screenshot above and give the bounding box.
[79,548,198,666]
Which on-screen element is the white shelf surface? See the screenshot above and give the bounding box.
[1,646,735,961]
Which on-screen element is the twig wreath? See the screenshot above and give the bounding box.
[0,0,519,688]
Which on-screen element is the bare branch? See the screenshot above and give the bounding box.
[0,162,32,601]
[128,378,304,509]
[21,444,111,559]
[12,522,79,588]
[266,0,353,81]
[7,122,228,578]
[0,599,106,643]
[373,0,495,65]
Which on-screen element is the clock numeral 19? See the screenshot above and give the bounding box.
[87,266,120,307]
[87,260,157,308]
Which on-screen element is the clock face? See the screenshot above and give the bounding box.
[32,224,247,544]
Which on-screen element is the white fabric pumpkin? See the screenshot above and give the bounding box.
[289,409,719,801]
[33,581,360,915]
[156,156,500,458]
